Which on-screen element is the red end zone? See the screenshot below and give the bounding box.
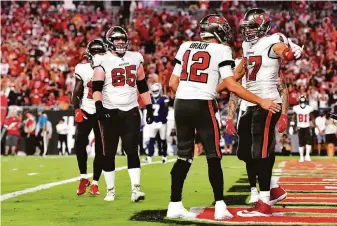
[192,207,337,224]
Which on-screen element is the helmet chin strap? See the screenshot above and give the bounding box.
[300,103,306,109]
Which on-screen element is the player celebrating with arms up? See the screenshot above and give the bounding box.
[92,26,154,202]
[167,14,280,221]
[72,39,106,196]
[218,8,303,217]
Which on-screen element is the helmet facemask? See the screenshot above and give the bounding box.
[106,27,129,56]
[240,11,270,42]
[299,96,307,109]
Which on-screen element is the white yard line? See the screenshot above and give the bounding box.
[1,159,175,202]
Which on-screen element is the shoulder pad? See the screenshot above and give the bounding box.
[75,63,90,80]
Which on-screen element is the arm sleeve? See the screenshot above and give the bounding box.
[218,46,235,80]
[268,33,289,58]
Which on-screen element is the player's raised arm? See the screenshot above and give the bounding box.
[276,73,289,133]
[232,58,246,81]
[272,38,303,61]
[137,64,154,124]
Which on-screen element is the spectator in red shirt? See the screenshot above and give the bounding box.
[288,84,299,106]
[3,110,21,156]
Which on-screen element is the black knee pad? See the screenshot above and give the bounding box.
[127,152,140,169]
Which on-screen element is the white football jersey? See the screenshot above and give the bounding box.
[293,105,314,128]
[92,51,144,111]
[243,33,288,106]
[173,41,234,100]
[74,63,95,114]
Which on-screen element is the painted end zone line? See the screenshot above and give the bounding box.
[1,159,175,202]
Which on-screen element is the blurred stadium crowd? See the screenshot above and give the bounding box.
[1,1,336,155]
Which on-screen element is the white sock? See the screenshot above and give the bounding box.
[251,187,259,195]
[103,171,115,190]
[259,191,270,205]
[80,174,87,179]
[270,177,279,189]
[299,146,304,158]
[305,145,311,157]
[92,180,98,186]
[128,168,140,190]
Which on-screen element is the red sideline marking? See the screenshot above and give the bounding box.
[196,207,337,223]
[262,111,272,158]
[208,100,221,158]
[281,198,337,204]
[279,177,337,183]
[287,193,337,198]
[281,184,337,192]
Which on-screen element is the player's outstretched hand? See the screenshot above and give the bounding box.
[288,38,303,59]
[75,109,87,123]
[277,114,288,133]
[226,119,237,136]
[260,98,281,113]
[146,104,154,124]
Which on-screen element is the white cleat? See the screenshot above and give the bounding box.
[214,201,233,220]
[305,156,311,162]
[143,157,152,164]
[104,188,115,201]
[299,157,304,163]
[131,185,145,202]
[166,201,197,219]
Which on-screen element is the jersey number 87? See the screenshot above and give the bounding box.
[180,50,210,83]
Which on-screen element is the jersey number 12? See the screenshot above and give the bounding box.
[180,50,210,83]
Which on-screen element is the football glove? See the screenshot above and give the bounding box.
[146,104,154,124]
[75,109,86,123]
[277,114,288,133]
[288,38,303,60]
[95,101,111,121]
[225,119,237,136]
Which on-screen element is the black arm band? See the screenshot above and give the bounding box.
[136,79,149,94]
[219,60,235,69]
[92,81,104,92]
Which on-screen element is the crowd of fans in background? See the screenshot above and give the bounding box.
[1,1,336,155]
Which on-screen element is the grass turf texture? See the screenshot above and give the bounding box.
[1,156,335,226]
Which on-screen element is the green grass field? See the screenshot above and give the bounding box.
[2,156,335,226]
[1,155,247,226]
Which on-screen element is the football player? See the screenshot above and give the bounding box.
[145,83,169,164]
[293,95,315,162]
[72,39,106,196]
[92,26,154,202]
[226,69,289,206]
[167,14,280,220]
[217,8,303,217]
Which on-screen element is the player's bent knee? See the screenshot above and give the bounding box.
[127,152,140,169]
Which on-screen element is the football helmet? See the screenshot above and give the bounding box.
[299,95,307,108]
[86,39,106,61]
[240,8,270,42]
[105,26,129,55]
[151,83,162,98]
[199,14,232,44]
